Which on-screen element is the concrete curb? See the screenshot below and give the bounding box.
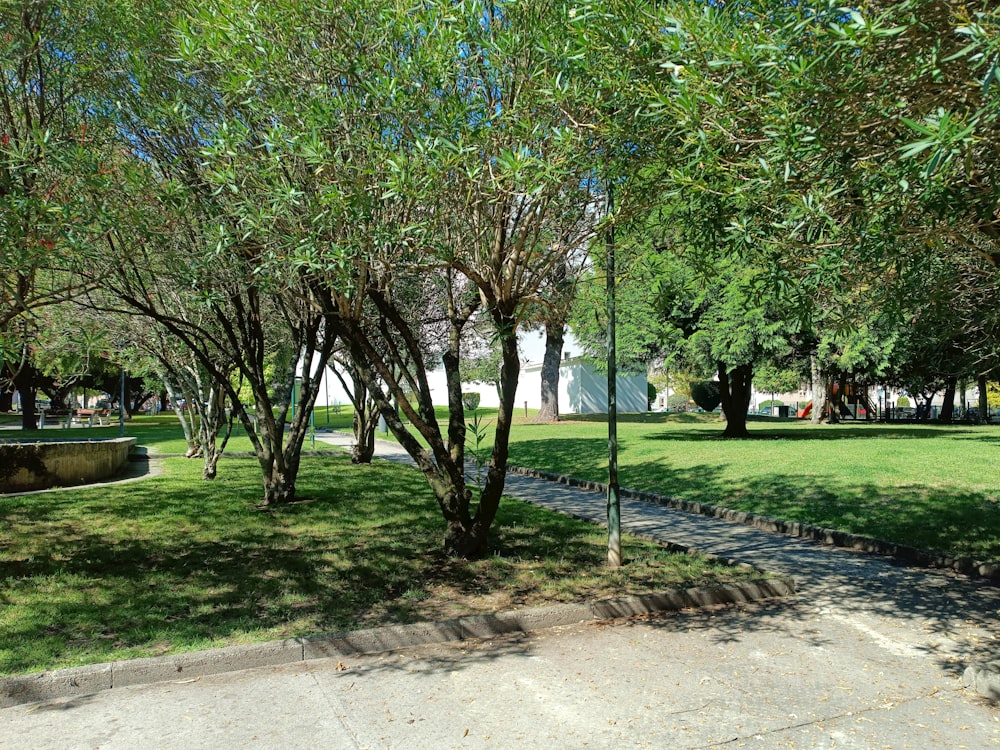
[508,465,1000,583]
[962,661,1000,701]
[1,577,794,709]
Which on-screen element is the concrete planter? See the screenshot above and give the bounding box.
[0,438,137,492]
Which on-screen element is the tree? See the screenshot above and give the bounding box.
[98,306,239,478]
[318,1,607,555]
[570,0,1000,439]
[95,0,611,550]
[1,1,109,327]
[1,0,140,427]
[87,12,343,504]
[527,215,595,422]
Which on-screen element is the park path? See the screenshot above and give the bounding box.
[317,431,1000,694]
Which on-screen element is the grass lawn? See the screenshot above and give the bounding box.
[503,413,1000,562]
[0,447,760,676]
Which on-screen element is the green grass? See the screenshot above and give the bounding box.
[503,413,1000,562]
[8,406,995,676]
[0,450,759,676]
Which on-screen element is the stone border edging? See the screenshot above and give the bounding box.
[507,465,1000,583]
[963,661,1000,701]
[0,577,794,709]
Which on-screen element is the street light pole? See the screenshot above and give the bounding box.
[606,185,621,568]
[119,366,126,437]
[324,367,330,425]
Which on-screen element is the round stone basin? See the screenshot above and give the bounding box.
[0,437,137,493]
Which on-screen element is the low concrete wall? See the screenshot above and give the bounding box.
[0,438,137,492]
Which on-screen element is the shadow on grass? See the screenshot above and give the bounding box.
[0,458,445,673]
[0,452,752,676]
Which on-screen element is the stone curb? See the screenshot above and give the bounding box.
[0,577,794,709]
[507,466,1000,584]
[962,661,1000,701]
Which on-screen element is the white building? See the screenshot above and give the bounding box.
[313,328,648,415]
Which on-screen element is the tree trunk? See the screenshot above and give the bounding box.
[199,385,231,480]
[810,354,822,425]
[442,316,521,558]
[535,321,564,422]
[0,362,12,413]
[444,513,489,559]
[47,387,71,411]
[825,377,838,424]
[352,415,376,463]
[13,364,38,430]
[253,405,307,507]
[718,362,752,439]
[836,373,849,419]
[261,463,296,505]
[349,366,379,464]
[203,443,220,480]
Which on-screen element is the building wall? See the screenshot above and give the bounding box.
[313,356,648,415]
[558,359,647,414]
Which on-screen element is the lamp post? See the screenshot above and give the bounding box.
[606,185,621,568]
[119,363,126,437]
[324,367,330,426]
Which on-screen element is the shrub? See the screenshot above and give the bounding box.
[462,392,481,411]
[690,380,721,412]
[667,393,690,411]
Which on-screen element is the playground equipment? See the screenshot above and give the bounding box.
[796,382,877,420]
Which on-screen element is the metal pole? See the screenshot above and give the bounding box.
[324,367,330,425]
[606,185,621,568]
[119,366,126,436]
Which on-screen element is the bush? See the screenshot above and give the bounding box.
[647,382,657,408]
[896,395,910,407]
[462,392,481,411]
[690,381,721,412]
[759,399,784,409]
[667,393,690,411]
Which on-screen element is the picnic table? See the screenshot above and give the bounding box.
[68,408,111,427]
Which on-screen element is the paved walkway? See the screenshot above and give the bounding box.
[2,432,998,749]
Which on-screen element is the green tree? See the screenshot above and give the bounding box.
[89,6,342,504]
[1,0,138,427]
[104,0,615,556]
[331,1,610,555]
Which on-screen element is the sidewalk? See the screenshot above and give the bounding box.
[2,431,998,749]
